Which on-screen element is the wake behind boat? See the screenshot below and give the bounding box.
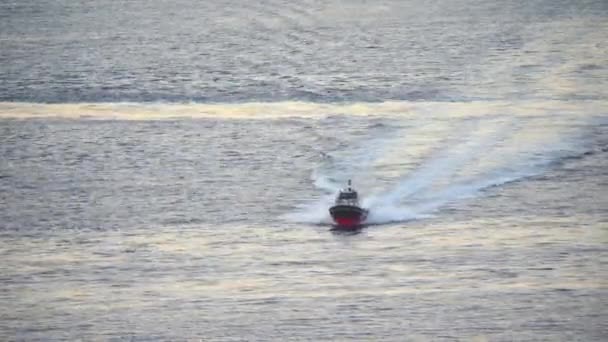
[329,180,369,229]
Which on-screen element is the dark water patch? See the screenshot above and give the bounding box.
[160,217,205,226]
[578,63,603,71]
[330,227,363,235]
[540,144,608,172]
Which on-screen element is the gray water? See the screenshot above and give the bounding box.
[1,0,607,340]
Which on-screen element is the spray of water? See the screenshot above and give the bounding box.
[285,112,581,226]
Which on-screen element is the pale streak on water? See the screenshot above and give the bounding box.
[1,0,607,340]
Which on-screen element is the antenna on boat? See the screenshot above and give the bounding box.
[348,179,352,191]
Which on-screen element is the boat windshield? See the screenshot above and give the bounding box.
[338,191,357,200]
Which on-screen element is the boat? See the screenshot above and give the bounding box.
[329,180,369,229]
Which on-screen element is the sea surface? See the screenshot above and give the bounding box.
[1,0,607,340]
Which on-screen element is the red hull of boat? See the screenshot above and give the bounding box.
[329,205,368,229]
[333,216,364,229]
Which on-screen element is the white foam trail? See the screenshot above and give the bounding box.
[367,118,517,208]
[282,101,590,226]
[364,163,545,225]
[282,194,334,224]
[363,119,583,225]
[364,204,432,224]
[288,117,524,225]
